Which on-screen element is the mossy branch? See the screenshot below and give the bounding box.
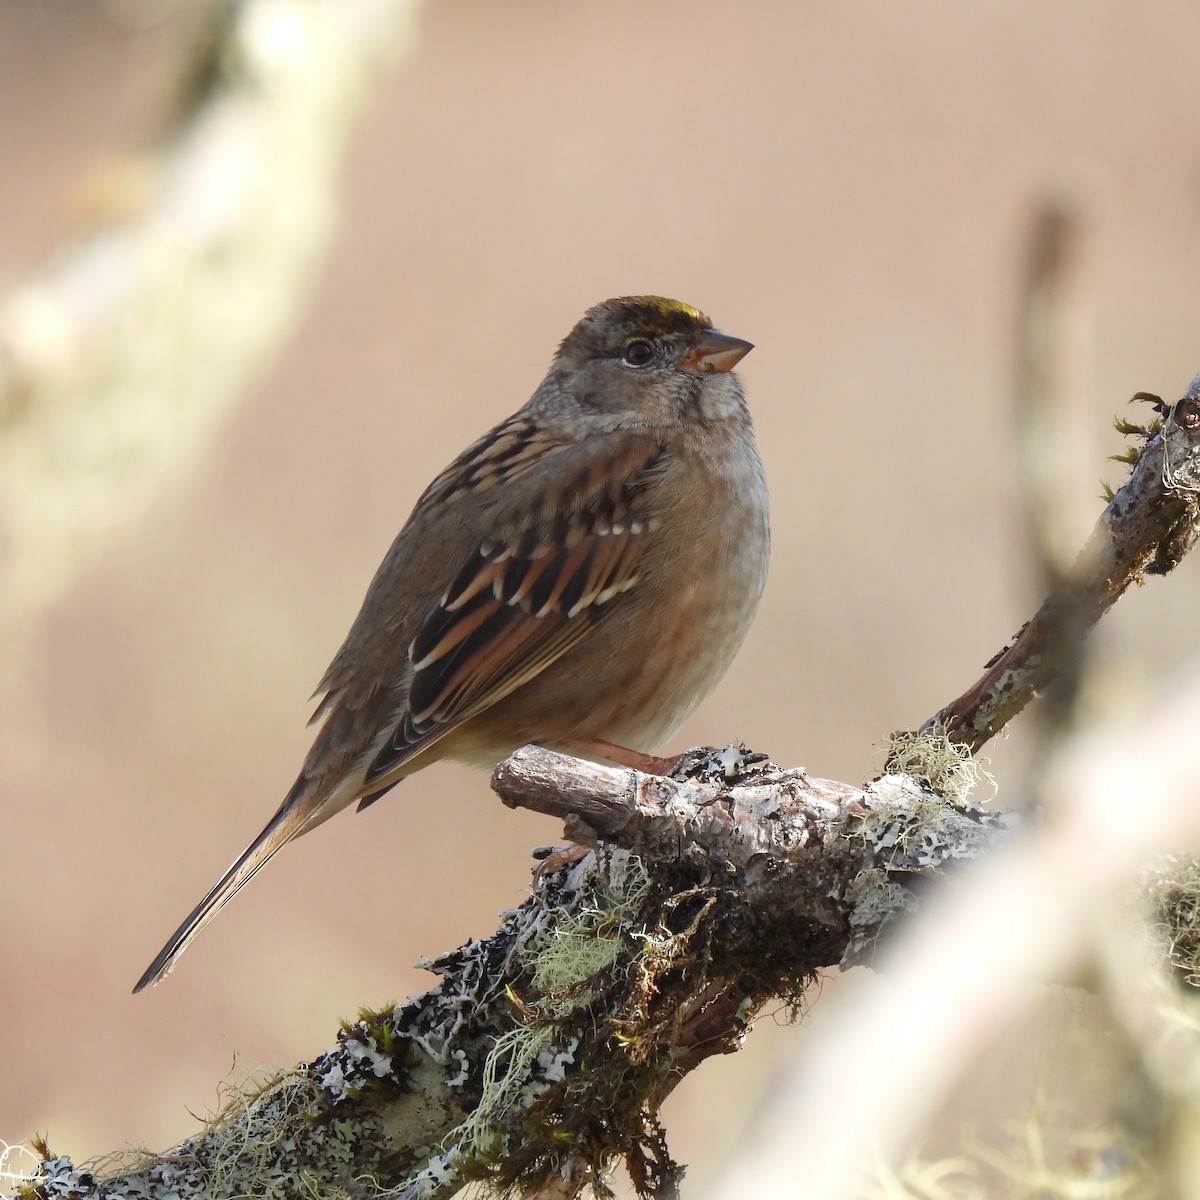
[12,744,1013,1200]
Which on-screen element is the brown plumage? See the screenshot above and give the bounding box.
[134,296,769,992]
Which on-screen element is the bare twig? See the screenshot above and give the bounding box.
[919,387,1200,752]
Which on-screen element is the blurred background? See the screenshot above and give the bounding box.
[2,0,1200,1189]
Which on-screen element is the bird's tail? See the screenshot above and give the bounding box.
[132,799,310,993]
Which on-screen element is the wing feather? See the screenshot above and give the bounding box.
[362,435,665,787]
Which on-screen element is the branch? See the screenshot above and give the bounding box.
[919,386,1200,752]
[0,0,421,679]
[13,749,1012,1200]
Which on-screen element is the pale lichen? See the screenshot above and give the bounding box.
[454,852,651,1166]
[1144,855,1200,988]
[884,729,996,805]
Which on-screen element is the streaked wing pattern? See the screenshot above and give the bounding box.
[363,437,665,786]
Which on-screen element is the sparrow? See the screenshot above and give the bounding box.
[134,296,769,991]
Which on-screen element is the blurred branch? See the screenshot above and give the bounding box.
[1014,200,1095,583]
[0,0,424,684]
[1013,200,1094,736]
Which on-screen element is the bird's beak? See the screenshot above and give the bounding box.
[677,330,754,373]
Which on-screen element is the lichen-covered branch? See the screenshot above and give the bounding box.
[0,0,423,681]
[11,747,1013,1200]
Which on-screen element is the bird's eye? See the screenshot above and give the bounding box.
[622,339,656,368]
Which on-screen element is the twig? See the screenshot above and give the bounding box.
[919,387,1200,752]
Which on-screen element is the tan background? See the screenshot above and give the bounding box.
[2,0,1200,1186]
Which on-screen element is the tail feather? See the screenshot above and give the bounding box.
[132,805,307,993]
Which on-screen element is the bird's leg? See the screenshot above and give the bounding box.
[576,738,682,777]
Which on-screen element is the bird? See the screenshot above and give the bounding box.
[134,295,769,992]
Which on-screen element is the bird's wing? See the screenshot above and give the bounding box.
[132,433,668,992]
[361,433,666,787]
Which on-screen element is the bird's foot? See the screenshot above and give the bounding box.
[532,842,592,878]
